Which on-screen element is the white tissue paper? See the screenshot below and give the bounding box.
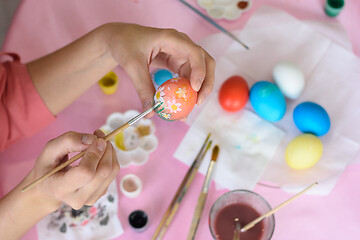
[174,95,285,191]
[176,6,360,195]
[37,180,123,240]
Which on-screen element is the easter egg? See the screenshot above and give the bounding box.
[293,102,330,136]
[249,81,286,122]
[273,62,305,99]
[285,134,323,170]
[153,69,173,86]
[218,75,249,112]
[154,78,197,121]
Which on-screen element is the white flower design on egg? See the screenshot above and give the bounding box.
[167,100,182,113]
[154,86,165,102]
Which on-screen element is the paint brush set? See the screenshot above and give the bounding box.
[152,134,220,240]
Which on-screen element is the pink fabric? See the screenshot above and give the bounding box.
[0,52,55,151]
[0,0,359,240]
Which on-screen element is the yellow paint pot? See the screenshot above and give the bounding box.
[114,132,126,150]
[98,71,118,95]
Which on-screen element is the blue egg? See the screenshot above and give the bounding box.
[153,69,173,86]
[293,102,330,136]
[249,81,286,122]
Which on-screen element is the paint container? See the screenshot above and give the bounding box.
[128,210,149,232]
[103,110,158,167]
[209,190,275,240]
[325,0,345,17]
[120,174,142,198]
[98,71,118,95]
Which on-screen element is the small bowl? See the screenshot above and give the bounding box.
[120,174,142,198]
[140,135,159,153]
[130,148,149,165]
[106,113,126,131]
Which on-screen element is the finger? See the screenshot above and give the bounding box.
[196,54,216,105]
[178,61,192,80]
[187,47,207,92]
[94,129,105,138]
[84,146,119,205]
[122,55,156,116]
[42,131,97,164]
[49,138,107,196]
[157,30,206,92]
[67,142,117,208]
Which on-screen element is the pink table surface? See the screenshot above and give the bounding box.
[1,0,360,240]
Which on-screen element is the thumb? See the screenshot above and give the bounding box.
[123,56,155,116]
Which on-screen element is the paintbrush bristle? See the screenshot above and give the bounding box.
[211,145,219,162]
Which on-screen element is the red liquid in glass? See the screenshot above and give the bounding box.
[214,203,264,240]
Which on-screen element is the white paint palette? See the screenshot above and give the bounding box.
[197,0,252,20]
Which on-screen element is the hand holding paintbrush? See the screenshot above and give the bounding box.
[21,102,163,192]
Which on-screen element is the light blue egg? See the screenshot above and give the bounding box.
[153,69,173,86]
[293,102,330,136]
[249,81,286,122]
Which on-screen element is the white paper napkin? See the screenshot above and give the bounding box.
[174,95,285,190]
[178,6,360,195]
[37,180,123,240]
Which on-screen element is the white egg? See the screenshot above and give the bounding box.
[273,62,305,99]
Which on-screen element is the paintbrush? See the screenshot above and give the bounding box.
[187,145,220,240]
[153,134,212,240]
[233,218,241,240]
[21,102,163,192]
[241,182,318,232]
[156,140,212,240]
[179,0,249,50]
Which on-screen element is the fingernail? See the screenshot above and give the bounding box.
[198,94,207,105]
[97,139,106,151]
[195,78,203,91]
[143,100,152,110]
[82,135,94,145]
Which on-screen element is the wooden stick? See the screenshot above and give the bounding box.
[233,218,240,240]
[187,145,219,240]
[241,182,318,232]
[21,104,160,192]
[156,140,212,240]
[152,134,212,240]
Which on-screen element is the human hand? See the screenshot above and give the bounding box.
[103,23,215,115]
[29,130,120,210]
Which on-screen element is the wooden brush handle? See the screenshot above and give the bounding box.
[21,122,131,192]
[187,193,207,240]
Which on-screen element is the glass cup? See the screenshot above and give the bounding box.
[209,190,275,240]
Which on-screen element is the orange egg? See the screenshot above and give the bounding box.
[154,78,197,121]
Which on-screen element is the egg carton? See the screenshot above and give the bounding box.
[197,0,252,21]
[100,110,158,168]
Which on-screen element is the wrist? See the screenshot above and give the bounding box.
[19,170,62,214]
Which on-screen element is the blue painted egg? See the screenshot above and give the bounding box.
[293,102,330,136]
[153,69,173,86]
[249,81,286,122]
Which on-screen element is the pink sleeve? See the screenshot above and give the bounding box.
[0,52,55,151]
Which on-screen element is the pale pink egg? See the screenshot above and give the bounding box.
[154,78,197,121]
